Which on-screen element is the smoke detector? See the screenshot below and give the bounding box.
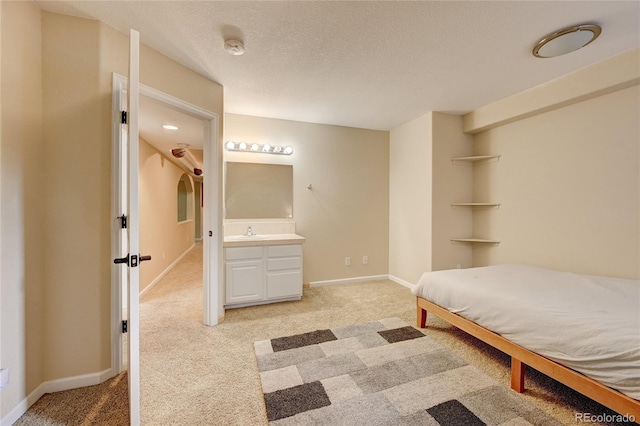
[224,39,245,56]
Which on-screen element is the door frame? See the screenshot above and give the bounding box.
[110,73,220,376]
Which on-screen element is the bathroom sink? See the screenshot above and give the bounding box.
[227,235,268,241]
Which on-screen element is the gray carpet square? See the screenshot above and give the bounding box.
[378,325,427,343]
[255,318,562,425]
[263,381,331,421]
[271,329,337,352]
[331,320,387,339]
[427,399,486,426]
[257,344,326,372]
[297,352,367,383]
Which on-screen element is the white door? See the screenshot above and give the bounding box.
[111,29,144,425]
[127,29,142,425]
[112,29,142,425]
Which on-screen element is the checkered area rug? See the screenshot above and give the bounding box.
[253,318,561,425]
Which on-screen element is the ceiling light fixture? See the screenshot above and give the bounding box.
[162,124,179,130]
[224,39,245,56]
[533,24,601,58]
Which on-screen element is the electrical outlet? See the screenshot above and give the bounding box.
[345,257,351,266]
[363,256,368,264]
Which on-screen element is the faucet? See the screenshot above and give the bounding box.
[245,226,255,236]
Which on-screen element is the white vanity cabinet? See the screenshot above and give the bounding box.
[225,243,303,308]
[225,246,264,305]
[266,245,303,300]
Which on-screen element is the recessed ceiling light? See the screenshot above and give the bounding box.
[224,39,245,56]
[533,24,601,58]
[162,124,179,130]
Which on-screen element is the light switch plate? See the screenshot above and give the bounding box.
[0,368,9,389]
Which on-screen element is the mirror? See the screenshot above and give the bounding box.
[225,162,293,219]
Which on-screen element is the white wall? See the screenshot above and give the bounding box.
[389,113,433,284]
[224,114,389,284]
[473,85,639,279]
[389,112,474,285]
[431,112,473,271]
[1,0,45,416]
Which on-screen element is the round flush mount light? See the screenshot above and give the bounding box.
[224,39,245,56]
[533,24,601,58]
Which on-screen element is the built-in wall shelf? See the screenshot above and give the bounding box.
[450,153,502,247]
[451,203,501,208]
[450,238,501,245]
[451,155,501,163]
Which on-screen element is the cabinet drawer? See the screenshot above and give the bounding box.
[267,244,302,258]
[267,257,302,271]
[266,271,302,299]
[225,246,263,261]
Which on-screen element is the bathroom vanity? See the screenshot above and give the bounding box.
[223,161,303,308]
[223,233,305,308]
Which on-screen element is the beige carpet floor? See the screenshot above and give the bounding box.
[17,242,623,425]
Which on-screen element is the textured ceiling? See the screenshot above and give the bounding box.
[37,1,640,131]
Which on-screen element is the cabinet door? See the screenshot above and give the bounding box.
[226,260,264,304]
[266,270,302,299]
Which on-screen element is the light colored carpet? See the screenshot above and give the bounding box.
[17,243,624,425]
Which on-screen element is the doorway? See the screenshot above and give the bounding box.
[110,73,220,376]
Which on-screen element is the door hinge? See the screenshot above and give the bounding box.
[121,111,127,124]
[122,320,128,333]
[119,214,127,229]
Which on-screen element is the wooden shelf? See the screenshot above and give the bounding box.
[451,203,500,208]
[450,238,501,245]
[450,154,501,247]
[451,155,501,162]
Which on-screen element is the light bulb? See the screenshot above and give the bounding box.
[262,144,271,152]
[225,141,235,150]
[251,144,259,151]
[239,142,247,150]
[284,146,293,155]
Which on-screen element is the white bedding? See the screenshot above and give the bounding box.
[412,264,640,399]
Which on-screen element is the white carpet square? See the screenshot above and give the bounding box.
[321,374,363,403]
[254,339,274,356]
[259,365,303,394]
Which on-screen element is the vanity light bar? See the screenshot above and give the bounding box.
[225,141,293,155]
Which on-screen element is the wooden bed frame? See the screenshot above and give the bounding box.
[416,296,640,419]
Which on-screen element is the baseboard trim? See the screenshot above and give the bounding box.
[388,274,416,289]
[309,275,389,287]
[139,243,195,298]
[1,368,113,426]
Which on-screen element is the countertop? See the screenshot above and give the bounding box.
[223,233,306,248]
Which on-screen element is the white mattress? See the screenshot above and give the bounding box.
[412,264,640,399]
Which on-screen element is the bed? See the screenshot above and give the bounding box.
[413,264,640,419]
